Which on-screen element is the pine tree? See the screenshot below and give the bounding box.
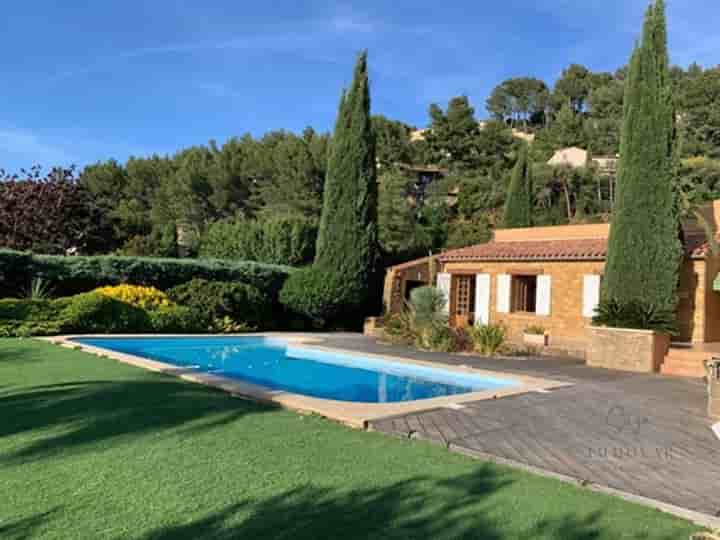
[551,102,585,148]
[502,144,533,228]
[602,0,681,312]
[377,169,420,255]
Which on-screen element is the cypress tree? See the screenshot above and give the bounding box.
[314,51,378,286]
[502,144,533,228]
[602,0,680,311]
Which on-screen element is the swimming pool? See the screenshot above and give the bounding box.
[73,336,516,403]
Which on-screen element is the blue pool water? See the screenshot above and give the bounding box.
[73,337,516,403]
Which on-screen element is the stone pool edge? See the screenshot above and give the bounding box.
[40,333,571,429]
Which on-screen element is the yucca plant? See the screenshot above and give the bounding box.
[593,298,677,334]
[467,324,506,356]
[407,286,448,330]
[25,277,53,300]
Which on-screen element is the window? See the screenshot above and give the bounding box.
[511,275,537,313]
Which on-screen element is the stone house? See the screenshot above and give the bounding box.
[383,202,720,377]
[547,147,619,174]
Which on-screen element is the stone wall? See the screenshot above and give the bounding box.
[710,380,720,419]
[586,326,670,373]
[708,362,720,419]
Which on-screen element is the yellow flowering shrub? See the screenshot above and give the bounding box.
[93,284,172,311]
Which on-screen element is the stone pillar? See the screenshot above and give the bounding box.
[708,360,720,420]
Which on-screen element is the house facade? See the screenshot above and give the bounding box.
[383,202,720,374]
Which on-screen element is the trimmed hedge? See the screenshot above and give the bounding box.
[167,279,271,329]
[0,249,292,299]
[280,266,366,328]
[199,216,317,266]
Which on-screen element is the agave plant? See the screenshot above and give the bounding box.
[407,286,448,331]
[593,298,677,334]
[25,277,53,300]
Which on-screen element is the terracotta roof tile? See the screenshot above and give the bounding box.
[439,232,715,263]
[440,238,608,262]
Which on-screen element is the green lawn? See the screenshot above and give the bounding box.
[0,339,695,540]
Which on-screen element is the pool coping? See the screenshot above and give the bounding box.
[41,334,572,428]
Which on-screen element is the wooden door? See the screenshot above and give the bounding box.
[452,275,476,328]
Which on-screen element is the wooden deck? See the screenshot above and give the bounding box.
[320,334,720,519]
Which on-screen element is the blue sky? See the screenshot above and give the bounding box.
[0,0,718,173]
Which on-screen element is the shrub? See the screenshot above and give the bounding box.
[93,284,171,311]
[60,292,151,333]
[467,324,506,356]
[211,316,255,334]
[0,249,291,300]
[407,286,448,330]
[0,298,70,337]
[149,305,204,333]
[524,325,546,335]
[381,287,460,352]
[415,324,461,353]
[383,312,415,345]
[200,216,317,266]
[592,298,678,334]
[279,267,366,328]
[167,279,271,329]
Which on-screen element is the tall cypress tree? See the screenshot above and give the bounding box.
[602,0,680,311]
[502,144,533,228]
[314,50,378,295]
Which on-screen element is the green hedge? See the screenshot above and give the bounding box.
[0,249,292,299]
[280,266,366,329]
[199,216,317,266]
[167,279,271,329]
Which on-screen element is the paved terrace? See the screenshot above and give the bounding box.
[320,334,720,519]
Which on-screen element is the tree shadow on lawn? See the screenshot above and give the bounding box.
[0,507,62,540]
[131,474,684,540]
[0,377,269,463]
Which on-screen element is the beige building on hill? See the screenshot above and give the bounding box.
[383,201,720,377]
[547,147,619,173]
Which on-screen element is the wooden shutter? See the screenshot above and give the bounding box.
[474,274,491,326]
[536,275,552,316]
[436,273,451,314]
[582,274,601,318]
[497,274,511,314]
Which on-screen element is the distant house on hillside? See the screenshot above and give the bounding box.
[511,129,536,143]
[547,147,619,174]
[547,147,590,168]
[408,123,536,144]
[409,129,428,143]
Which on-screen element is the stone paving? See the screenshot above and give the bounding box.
[321,334,720,519]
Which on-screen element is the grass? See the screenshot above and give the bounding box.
[0,338,696,540]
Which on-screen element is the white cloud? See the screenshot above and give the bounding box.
[0,129,73,166]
